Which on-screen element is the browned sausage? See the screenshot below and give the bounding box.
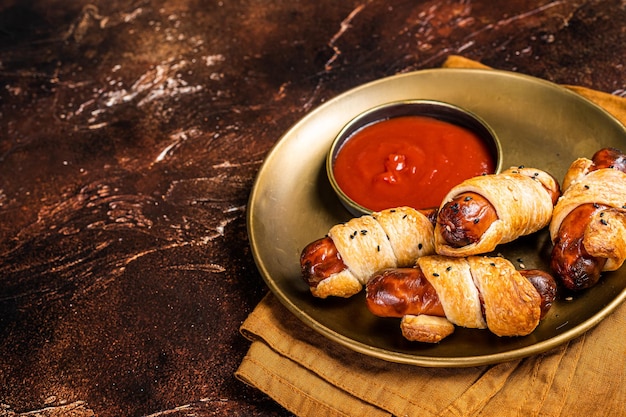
[590,147,626,171]
[550,147,625,291]
[437,192,498,248]
[518,269,558,319]
[300,207,439,288]
[419,206,439,227]
[300,237,347,288]
[365,265,556,319]
[365,267,444,317]
[550,203,608,290]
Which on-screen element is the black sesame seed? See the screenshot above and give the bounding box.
[402,214,407,219]
[350,234,355,239]
[584,185,590,189]
[600,212,605,217]
[433,273,440,277]
[473,218,480,224]
[390,209,396,213]
[518,165,525,169]
[418,243,423,249]
[377,245,380,252]
[594,203,600,209]
[490,262,496,266]
[534,172,539,176]
[464,196,472,201]
[601,219,608,226]
[446,266,452,271]
[360,230,367,235]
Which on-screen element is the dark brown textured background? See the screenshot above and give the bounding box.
[1,1,625,416]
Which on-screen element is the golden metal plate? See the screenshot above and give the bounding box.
[247,68,626,367]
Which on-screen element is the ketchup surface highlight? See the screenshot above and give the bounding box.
[333,115,495,211]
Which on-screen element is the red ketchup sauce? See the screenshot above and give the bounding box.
[333,115,496,211]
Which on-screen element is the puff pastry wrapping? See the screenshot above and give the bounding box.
[467,256,541,337]
[550,168,626,272]
[416,256,486,330]
[561,157,593,191]
[312,206,435,298]
[435,167,556,257]
[400,315,455,344]
[414,255,541,338]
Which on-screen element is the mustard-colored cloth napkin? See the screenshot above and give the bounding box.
[236,56,626,417]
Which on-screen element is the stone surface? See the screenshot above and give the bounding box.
[1,1,625,416]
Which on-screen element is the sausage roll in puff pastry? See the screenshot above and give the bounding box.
[300,206,436,298]
[550,148,626,290]
[435,167,560,257]
[366,255,553,343]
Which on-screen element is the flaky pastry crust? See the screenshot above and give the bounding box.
[401,314,455,343]
[413,255,542,339]
[372,207,435,266]
[310,269,362,299]
[550,168,626,272]
[329,215,396,285]
[561,157,593,191]
[435,167,555,257]
[313,207,435,298]
[468,256,541,337]
[416,256,486,329]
